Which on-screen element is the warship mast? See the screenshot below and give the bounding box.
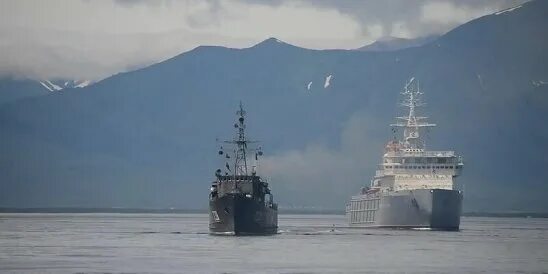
[390,77,436,149]
[220,102,261,178]
[229,102,249,176]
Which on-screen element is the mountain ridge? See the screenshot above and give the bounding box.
[356,35,440,52]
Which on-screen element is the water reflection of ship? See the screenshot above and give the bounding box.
[346,78,464,230]
[208,103,278,235]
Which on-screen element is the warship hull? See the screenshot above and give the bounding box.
[209,194,278,235]
[348,189,462,231]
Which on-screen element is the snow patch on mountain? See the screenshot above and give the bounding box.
[324,75,332,88]
[75,80,91,88]
[477,74,485,90]
[495,5,522,15]
[39,79,93,91]
[46,80,62,91]
[39,80,63,91]
[39,81,54,91]
[532,80,547,87]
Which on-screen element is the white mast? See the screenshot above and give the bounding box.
[390,78,436,149]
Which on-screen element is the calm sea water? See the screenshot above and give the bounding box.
[0,213,547,273]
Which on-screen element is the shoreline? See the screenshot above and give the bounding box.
[0,208,547,218]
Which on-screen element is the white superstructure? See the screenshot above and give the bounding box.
[370,78,463,194]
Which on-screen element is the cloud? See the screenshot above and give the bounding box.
[0,0,528,80]
[260,110,386,208]
[0,0,362,80]
[420,1,501,25]
[293,0,528,38]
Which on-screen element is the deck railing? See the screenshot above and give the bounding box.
[385,150,460,157]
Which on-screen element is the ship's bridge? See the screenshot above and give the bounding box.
[383,150,462,163]
[378,150,463,176]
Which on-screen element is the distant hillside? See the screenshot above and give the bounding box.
[0,78,93,105]
[356,35,440,52]
[0,78,49,105]
[0,0,547,211]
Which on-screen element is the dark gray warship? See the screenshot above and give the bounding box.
[209,103,278,235]
[346,78,464,231]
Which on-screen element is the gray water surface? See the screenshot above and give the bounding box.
[1,214,547,273]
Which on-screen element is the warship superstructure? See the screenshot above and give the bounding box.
[346,78,464,230]
[209,103,278,235]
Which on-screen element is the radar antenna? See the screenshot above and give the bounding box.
[390,78,436,149]
[218,102,262,176]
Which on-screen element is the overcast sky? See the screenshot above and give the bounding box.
[0,0,527,80]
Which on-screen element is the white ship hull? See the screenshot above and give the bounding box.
[347,189,462,231]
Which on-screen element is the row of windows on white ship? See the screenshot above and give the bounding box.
[382,165,462,169]
[384,157,460,164]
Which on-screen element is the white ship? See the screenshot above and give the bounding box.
[346,78,464,230]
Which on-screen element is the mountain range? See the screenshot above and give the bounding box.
[0,1,547,211]
[355,35,440,52]
[0,78,92,105]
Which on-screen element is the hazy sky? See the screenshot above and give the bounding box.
[0,0,527,80]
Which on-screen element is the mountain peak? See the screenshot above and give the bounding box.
[251,37,293,48]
